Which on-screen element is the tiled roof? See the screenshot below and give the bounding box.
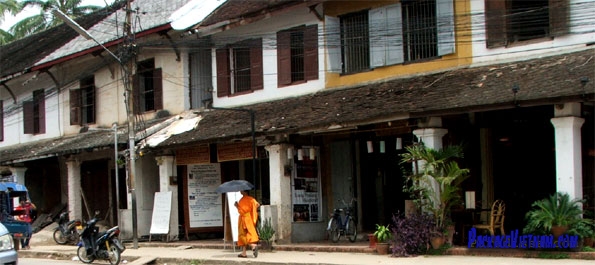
[153,48,595,148]
[199,0,311,27]
[35,0,190,66]
[0,3,123,79]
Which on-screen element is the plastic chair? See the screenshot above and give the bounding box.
[473,199,505,235]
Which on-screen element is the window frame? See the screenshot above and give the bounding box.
[133,58,163,114]
[277,24,319,87]
[216,38,263,97]
[23,89,45,134]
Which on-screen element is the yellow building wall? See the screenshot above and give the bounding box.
[324,0,472,88]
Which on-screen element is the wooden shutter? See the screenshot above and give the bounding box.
[277,30,292,86]
[23,101,34,134]
[133,74,141,114]
[70,89,82,125]
[325,15,341,73]
[304,24,319,81]
[484,0,508,48]
[216,48,230,97]
[250,38,263,91]
[0,100,3,141]
[153,68,163,110]
[37,91,45,134]
[436,0,455,56]
[549,0,569,37]
[369,4,403,68]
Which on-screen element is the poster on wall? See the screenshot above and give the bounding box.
[187,163,223,228]
[292,148,321,222]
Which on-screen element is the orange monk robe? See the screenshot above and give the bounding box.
[237,195,260,246]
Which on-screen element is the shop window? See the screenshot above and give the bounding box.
[277,25,318,86]
[216,39,263,97]
[23,89,45,134]
[133,58,163,113]
[70,76,96,125]
[485,0,569,48]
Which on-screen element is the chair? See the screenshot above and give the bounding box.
[473,199,505,235]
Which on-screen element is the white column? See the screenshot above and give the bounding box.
[265,144,292,244]
[65,159,83,221]
[155,156,179,241]
[551,115,584,200]
[412,128,448,150]
[9,167,27,184]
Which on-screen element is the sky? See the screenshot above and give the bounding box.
[1,0,115,31]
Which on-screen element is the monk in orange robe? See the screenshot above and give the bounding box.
[235,190,260,258]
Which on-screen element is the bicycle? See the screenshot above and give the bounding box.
[327,198,357,243]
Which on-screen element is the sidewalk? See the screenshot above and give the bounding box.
[18,224,595,265]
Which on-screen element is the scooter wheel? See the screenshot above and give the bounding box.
[77,246,95,263]
[52,229,68,245]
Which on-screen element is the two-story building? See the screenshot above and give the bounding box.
[1,0,593,245]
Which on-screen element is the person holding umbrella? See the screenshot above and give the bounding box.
[234,189,260,258]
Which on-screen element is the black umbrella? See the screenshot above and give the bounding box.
[216,180,255,194]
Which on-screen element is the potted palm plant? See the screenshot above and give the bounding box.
[400,143,469,248]
[373,224,392,255]
[524,192,590,239]
[257,217,276,251]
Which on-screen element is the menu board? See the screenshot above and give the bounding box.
[187,163,223,228]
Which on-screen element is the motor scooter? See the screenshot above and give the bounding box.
[77,211,125,265]
[53,212,83,245]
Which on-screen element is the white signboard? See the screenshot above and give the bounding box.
[150,191,172,234]
[226,192,242,242]
[187,163,223,228]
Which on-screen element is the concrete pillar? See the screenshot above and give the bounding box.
[65,159,83,221]
[551,103,584,200]
[155,156,179,241]
[412,128,448,150]
[265,144,292,244]
[9,167,27,184]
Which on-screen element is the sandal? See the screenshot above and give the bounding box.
[238,254,247,258]
[253,246,259,258]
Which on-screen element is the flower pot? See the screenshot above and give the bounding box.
[446,225,455,245]
[259,240,273,252]
[376,242,390,255]
[368,234,377,248]
[430,236,446,250]
[584,237,594,248]
[551,225,568,239]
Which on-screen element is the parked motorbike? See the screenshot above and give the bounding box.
[53,212,83,245]
[77,212,125,265]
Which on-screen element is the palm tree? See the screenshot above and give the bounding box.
[1,0,21,44]
[8,0,102,40]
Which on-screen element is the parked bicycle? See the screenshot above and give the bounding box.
[327,198,357,243]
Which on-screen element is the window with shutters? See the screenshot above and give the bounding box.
[23,89,45,134]
[216,38,263,97]
[326,0,455,74]
[341,11,370,74]
[402,0,438,62]
[133,58,163,113]
[277,25,318,87]
[485,0,568,48]
[0,100,3,141]
[70,76,96,125]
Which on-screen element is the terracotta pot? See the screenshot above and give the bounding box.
[430,236,446,250]
[376,242,390,255]
[368,234,377,248]
[551,225,568,239]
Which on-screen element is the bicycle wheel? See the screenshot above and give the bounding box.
[346,217,357,242]
[329,218,341,243]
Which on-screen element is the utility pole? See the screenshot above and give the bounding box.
[123,0,139,249]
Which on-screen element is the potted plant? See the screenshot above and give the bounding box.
[373,224,392,255]
[257,217,276,251]
[524,192,588,239]
[400,143,469,247]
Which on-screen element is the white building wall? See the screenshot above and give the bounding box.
[210,6,325,108]
[470,0,595,65]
